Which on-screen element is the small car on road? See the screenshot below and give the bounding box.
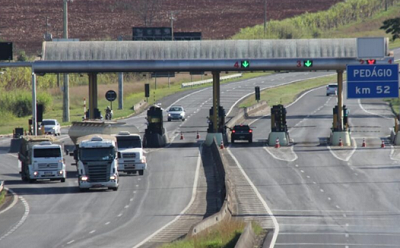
[231,124,253,143]
[326,83,338,96]
[40,119,61,136]
[167,105,185,121]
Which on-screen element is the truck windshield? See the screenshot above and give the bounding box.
[34,148,61,158]
[80,147,115,161]
[117,137,141,149]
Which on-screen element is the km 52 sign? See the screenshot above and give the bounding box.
[347,64,399,99]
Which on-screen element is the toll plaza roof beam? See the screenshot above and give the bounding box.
[32,57,395,74]
[0,62,33,68]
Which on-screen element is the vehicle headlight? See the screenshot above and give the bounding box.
[81,175,88,181]
[140,157,146,163]
[59,170,63,175]
[33,171,38,176]
[110,174,117,180]
[168,113,171,117]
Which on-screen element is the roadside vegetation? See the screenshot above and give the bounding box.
[160,220,262,248]
[232,0,400,49]
[0,190,6,206]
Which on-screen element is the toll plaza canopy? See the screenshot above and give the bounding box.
[42,39,358,61]
[33,38,392,73]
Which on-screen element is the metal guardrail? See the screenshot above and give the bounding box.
[181,73,243,88]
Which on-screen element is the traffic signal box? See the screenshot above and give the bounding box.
[255,86,260,101]
[332,105,349,131]
[271,105,287,132]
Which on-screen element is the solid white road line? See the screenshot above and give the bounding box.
[227,148,280,248]
[0,189,30,242]
[132,147,202,248]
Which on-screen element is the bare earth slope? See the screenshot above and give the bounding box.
[0,0,342,55]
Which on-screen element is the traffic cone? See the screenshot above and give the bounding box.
[381,140,385,148]
[180,132,184,140]
[275,138,280,148]
[196,131,200,139]
[339,137,343,147]
[220,140,224,149]
[362,138,366,147]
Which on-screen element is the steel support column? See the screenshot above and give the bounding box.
[31,73,37,135]
[337,70,344,130]
[118,72,123,109]
[88,73,98,119]
[212,71,220,133]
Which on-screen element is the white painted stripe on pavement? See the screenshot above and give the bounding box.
[132,146,202,248]
[0,187,18,215]
[0,189,30,242]
[227,148,280,248]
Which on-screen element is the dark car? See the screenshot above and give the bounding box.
[231,124,253,143]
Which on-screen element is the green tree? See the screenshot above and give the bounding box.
[380,17,400,41]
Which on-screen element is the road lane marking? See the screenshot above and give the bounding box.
[117,213,123,217]
[125,205,129,209]
[67,240,75,245]
[105,222,110,225]
[0,187,18,215]
[89,230,96,234]
[132,147,202,248]
[320,189,324,192]
[0,189,30,242]
[227,148,279,248]
[275,243,400,247]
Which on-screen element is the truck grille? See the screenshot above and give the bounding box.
[122,153,136,159]
[84,162,111,182]
[38,163,59,169]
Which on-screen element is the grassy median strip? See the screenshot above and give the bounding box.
[0,190,6,206]
[239,74,338,108]
[161,219,262,248]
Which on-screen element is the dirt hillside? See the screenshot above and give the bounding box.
[0,0,343,55]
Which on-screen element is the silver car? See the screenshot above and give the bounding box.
[326,83,338,96]
[40,119,61,136]
[167,106,185,121]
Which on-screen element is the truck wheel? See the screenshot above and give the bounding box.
[61,178,66,183]
[139,170,144,176]
[168,118,171,122]
[249,138,253,143]
[231,138,235,144]
[29,179,36,183]
[112,187,119,191]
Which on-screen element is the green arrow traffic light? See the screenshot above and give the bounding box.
[241,60,250,68]
[304,60,313,67]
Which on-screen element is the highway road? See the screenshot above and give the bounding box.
[0,70,334,247]
[0,47,398,247]
[228,48,400,247]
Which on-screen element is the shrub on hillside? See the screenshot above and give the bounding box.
[0,91,52,117]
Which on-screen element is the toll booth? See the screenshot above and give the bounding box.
[143,105,167,147]
[332,105,349,132]
[268,104,290,146]
[207,106,226,134]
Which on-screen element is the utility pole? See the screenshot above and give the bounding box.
[169,11,178,41]
[385,0,388,11]
[62,0,72,122]
[264,0,267,37]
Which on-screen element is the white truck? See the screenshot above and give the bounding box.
[115,131,147,176]
[74,134,119,192]
[18,136,66,183]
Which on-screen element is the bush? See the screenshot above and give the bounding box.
[0,91,53,117]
